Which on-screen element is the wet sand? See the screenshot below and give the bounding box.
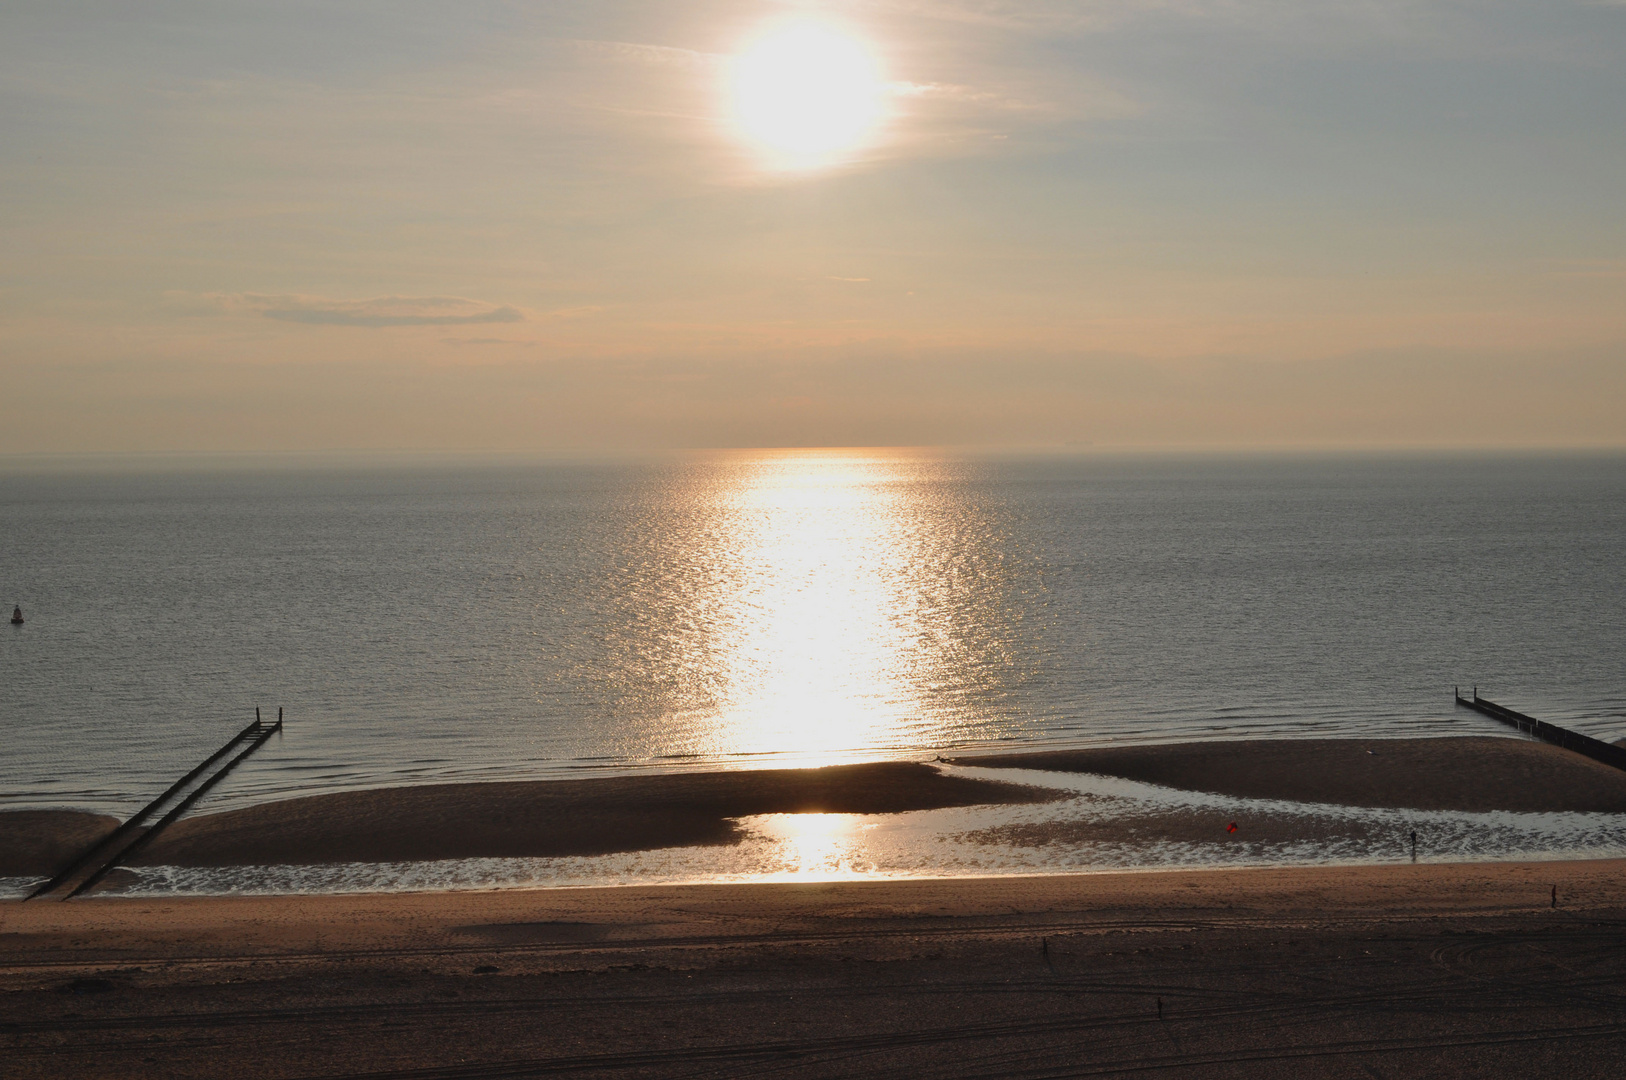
[0,810,119,878]
[7,737,1626,880]
[0,761,1059,876]
[5,860,1626,1078]
[949,735,1626,812]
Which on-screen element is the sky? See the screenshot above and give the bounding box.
[1,0,1623,453]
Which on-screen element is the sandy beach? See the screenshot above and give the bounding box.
[5,860,1626,1078]
[6,736,1626,1074]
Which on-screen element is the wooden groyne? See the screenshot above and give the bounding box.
[1455,689,1626,773]
[26,708,284,900]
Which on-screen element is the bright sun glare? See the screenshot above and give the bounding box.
[730,23,885,169]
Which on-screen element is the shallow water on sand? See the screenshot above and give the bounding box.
[3,451,1624,818]
[59,765,1626,899]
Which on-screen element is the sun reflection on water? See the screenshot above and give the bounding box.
[755,813,877,879]
[594,448,1026,770]
[701,451,934,766]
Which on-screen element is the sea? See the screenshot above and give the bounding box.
[3,450,1625,892]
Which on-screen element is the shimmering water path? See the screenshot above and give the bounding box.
[3,451,1624,817]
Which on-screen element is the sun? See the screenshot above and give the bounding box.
[729,22,886,170]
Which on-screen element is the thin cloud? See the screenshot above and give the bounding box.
[1541,259,1626,279]
[568,39,722,69]
[265,308,521,327]
[264,300,522,327]
[202,294,524,328]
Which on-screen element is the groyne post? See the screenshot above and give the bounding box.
[1455,692,1626,774]
[24,716,265,900]
[26,708,285,901]
[68,717,280,898]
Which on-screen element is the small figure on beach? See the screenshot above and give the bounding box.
[9,606,21,625]
[1226,821,1237,834]
[1551,885,1558,909]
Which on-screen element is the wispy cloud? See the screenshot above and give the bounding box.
[1540,259,1626,279]
[200,294,524,327]
[569,39,722,69]
[891,79,1049,112]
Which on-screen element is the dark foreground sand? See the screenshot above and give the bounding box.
[950,735,1626,812]
[5,861,1626,1078]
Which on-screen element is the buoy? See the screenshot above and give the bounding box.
[10,606,22,625]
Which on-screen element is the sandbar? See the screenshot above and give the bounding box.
[949,734,1626,812]
[7,737,1626,879]
[133,760,1057,867]
[0,810,119,878]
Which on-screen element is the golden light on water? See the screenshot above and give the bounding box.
[614,448,1018,770]
[755,813,877,879]
[706,452,926,765]
[728,22,887,170]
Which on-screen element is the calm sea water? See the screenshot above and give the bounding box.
[3,451,1624,817]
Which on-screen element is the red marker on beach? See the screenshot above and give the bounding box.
[1226,821,1238,833]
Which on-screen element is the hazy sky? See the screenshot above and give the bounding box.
[2,1,1623,452]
